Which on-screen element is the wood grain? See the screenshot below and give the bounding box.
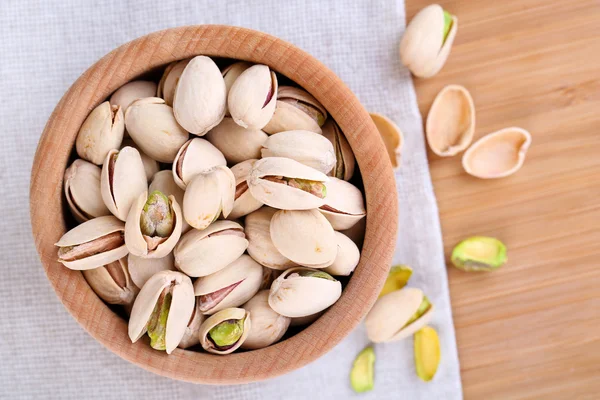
[406,0,600,398]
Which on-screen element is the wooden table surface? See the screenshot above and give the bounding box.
[406,0,600,398]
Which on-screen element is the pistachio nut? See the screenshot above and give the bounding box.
[157,59,190,106]
[172,138,227,189]
[268,267,342,318]
[322,120,355,181]
[125,97,189,163]
[221,61,252,115]
[82,257,138,305]
[110,80,158,112]
[270,209,337,268]
[414,326,441,382]
[174,220,248,277]
[318,177,366,230]
[245,207,297,270]
[228,64,278,130]
[400,4,457,78]
[350,346,375,393]
[183,166,235,230]
[263,86,327,134]
[365,287,434,343]
[64,159,111,223]
[205,117,268,164]
[193,254,263,315]
[379,265,413,298]
[76,101,124,165]
[173,56,226,135]
[260,267,281,290]
[323,232,360,276]
[178,297,205,349]
[198,307,251,355]
[149,170,189,232]
[100,147,148,221]
[228,159,264,219]
[261,130,336,174]
[128,270,195,354]
[128,253,175,289]
[451,236,507,271]
[289,311,324,327]
[248,157,329,210]
[55,215,128,270]
[240,290,290,350]
[370,112,403,169]
[121,138,160,182]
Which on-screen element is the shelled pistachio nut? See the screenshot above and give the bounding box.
[451,236,507,271]
[55,215,127,270]
[370,112,403,169]
[261,130,336,174]
[289,311,324,327]
[379,265,413,298]
[205,117,268,164]
[365,287,434,343]
[222,61,252,115]
[414,326,441,382]
[260,267,281,290]
[110,80,158,112]
[128,270,195,354]
[76,101,124,165]
[263,86,327,134]
[268,267,342,318]
[174,220,248,277]
[82,257,138,305]
[128,253,175,289]
[400,4,457,78]
[178,297,205,349]
[323,232,360,276]
[240,290,291,350]
[64,159,110,223]
[121,139,160,182]
[322,120,355,181]
[228,159,264,220]
[157,59,190,106]
[228,64,278,130]
[350,346,375,393]
[198,307,251,355]
[149,170,189,233]
[318,177,366,230]
[172,138,226,189]
[245,207,297,270]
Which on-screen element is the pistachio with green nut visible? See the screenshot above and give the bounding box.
[263,86,327,134]
[451,236,507,271]
[198,307,251,354]
[350,346,375,393]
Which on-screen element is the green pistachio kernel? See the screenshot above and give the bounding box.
[451,236,507,272]
[298,270,336,281]
[350,346,375,393]
[147,291,172,351]
[404,296,431,328]
[209,318,245,348]
[443,10,453,43]
[379,265,413,298]
[140,190,173,237]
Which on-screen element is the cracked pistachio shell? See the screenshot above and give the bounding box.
[240,290,290,350]
[110,80,158,112]
[451,236,507,271]
[64,159,110,223]
[263,86,327,134]
[82,257,138,305]
[271,209,337,268]
[290,311,324,327]
[128,270,195,354]
[414,326,441,382]
[400,4,458,78]
[55,215,127,270]
[172,138,227,189]
[183,166,235,230]
[128,253,175,289]
[205,117,268,164]
[173,56,226,135]
[174,220,248,277]
[149,170,189,233]
[157,59,190,106]
[125,97,189,162]
[245,207,296,270]
[229,159,264,219]
[248,157,329,210]
[322,120,355,181]
[370,112,403,169]
[76,101,124,165]
[193,254,263,315]
[100,147,148,221]
[350,346,375,393]
[268,267,342,318]
[198,307,251,355]
[222,61,252,116]
[365,287,434,343]
[261,130,336,174]
[121,138,160,182]
[379,265,413,298]
[323,232,360,276]
[462,127,532,179]
[228,64,278,130]
[178,297,205,349]
[318,178,366,230]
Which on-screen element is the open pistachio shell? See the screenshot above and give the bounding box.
[379,265,413,298]
[55,215,128,270]
[174,220,248,277]
[323,232,360,276]
[121,138,160,182]
[370,112,403,169]
[82,257,138,305]
[110,80,158,112]
[414,326,441,382]
[172,138,227,190]
[268,267,342,317]
[350,346,375,393]
[157,59,190,106]
[205,117,268,164]
[64,159,110,223]
[462,127,532,179]
[426,85,475,157]
[240,290,291,350]
[263,86,327,134]
[149,170,189,233]
[128,253,175,289]
[319,177,366,230]
[451,236,507,271]
[228,64,278,130]
[178,297,205,349]
[245,207,297,270]
[261,130,336,174]
[228,159,264,219]
[198,307,251,355]
[76,101,124,165]
[322,120,355,181]
[222,61,252,115]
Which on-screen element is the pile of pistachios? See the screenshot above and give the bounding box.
[56,56,367,355]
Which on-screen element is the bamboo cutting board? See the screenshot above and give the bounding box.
[406,0,600,398]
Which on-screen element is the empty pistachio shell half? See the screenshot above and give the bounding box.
[205,117,268,164]
[462,127,532,179]
[400,4,457,78]
[268,267,342,317]
[240,290,291,350]
[350,346,375,393]
[76,101,124,165]
[365,287,434,343]
[157,59,190,106]
[172,138,227,189]
[370,112,403,169]
[322,120,355,181]
[173,56,226,135]
[222,61,252,116]
[198,307,251,355]
[263,86,327,134]
[318,177,366,230]
[248,157,329,210]
[323,232,360,276]
[174,220,248,277]
[379,265,413,298]
[149,170,189,233]
[426,85,475,157]
[228,159,264,220]
[128,270,195,354]
[245,207,297,270]
[178,297,205,349]
[228,64,278,130]
[55,215,127,270]
[261,130,336,174]
[64,159,110,223]
[110,80,158,112]
[193,254,263,315]
[82,257,138,305]
[451,236,507,271]
[121,138,160,182]
[414,326,441,382]
[128,253,175,289]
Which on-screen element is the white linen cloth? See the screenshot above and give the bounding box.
[0,0,462,398]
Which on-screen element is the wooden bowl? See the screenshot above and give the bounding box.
[29,25,398,384]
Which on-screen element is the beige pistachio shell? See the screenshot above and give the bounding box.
[205,117,268,164]
[370,112,403,169]
[318,178,366,230]
[100,147,148,221]
[174,220,248,277]
[120,139,160,182]
[183,166,235,230]
[261,130,336,174]
[55,215,128,270]
[128,270,195,354]
[82,257,138,305]
[365,287,435,343]
[290,311,324,327]
[268,267,342,317]
[198,307,251,354]
[157,59,190,106]
[173,56,226,135]
[149,170,189,233]
[128,253,175,289]
[400,4,458,78]
[178,297,205,349]
[248,157,329,210]
[172,138,227,189]
[245,207,297,270]
[322,120,355,181]
[228,64,278,130]
[323,232,361,276]
[263,86,327,134]
[222,61,252,116]
[76,101,124,165]
[64,159,110,223]
[241,290,290,350]
[229,159,264,219]
[110,81,158,112]
[426,85,475,156]
[462,127,532,179]
[271,209,337,268]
